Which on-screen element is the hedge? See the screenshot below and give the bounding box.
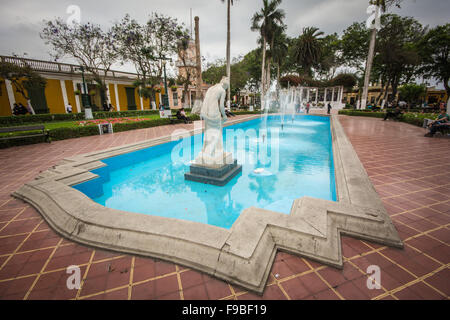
[0,114,201,148]
[0,110,165,127]
[0,110,265,148]
[338,110,437,127]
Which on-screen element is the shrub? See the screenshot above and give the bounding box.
[338,110,437,127]
[0,110,163,126]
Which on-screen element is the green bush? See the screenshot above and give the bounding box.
[338,110,438,127]
[0,110,161,127]
[48,126,100,141]
[0,134,47,149]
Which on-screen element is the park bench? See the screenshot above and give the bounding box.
[434,123,450,138]
[0,125,50,143]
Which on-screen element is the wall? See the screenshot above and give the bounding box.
[117,84,129,111]
[45,79,65,114]
[65,80,77,111]
[0,79,11,116]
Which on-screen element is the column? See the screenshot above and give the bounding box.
[72,82,81,113]
[324,88,327,103]
[114,83,121,111]
[315,88,318,105]
[5,79,16,113]
[140,95,144,110]
[105,82,112,105]
[306,88,310,102]
[60,80,69,113]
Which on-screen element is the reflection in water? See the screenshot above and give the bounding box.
[73,115,336,229]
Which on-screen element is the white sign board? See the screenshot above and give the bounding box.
[85,108,93,120]
[98,123,113,135]
[159,110,172,118]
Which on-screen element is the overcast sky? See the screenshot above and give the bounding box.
[0,0,449,79]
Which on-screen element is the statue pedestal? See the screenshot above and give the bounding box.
[185,152,242,186]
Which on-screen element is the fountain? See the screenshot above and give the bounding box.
[184,76,242,186]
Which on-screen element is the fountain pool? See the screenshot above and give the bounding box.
[73,115,336,229]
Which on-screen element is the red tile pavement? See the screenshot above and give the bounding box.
[0,113,448,300]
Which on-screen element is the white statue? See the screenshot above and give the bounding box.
[194,76,232,167]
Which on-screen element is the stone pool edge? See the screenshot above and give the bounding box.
[12,115,403,295]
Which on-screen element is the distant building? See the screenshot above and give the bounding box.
[342,83,448,108]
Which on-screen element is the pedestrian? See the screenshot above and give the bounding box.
[12,103,21,116]
[306,102,310,114]
[327,103,332,115]
[66,103,73,113]
[424,106,449,137]
[18,103,28,115]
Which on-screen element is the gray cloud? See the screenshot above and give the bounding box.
[0,0,448,74]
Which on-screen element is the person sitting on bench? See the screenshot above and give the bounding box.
[424,107,449,137]
[176,108,192,124]
[383,106,402,121]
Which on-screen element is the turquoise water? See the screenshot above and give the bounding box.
[73,115,336,229]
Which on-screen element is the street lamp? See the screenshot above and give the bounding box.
[160,56,172,109]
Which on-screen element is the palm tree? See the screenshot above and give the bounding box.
[220,0,234,108]
[361,0,402,109]
[293,27,324,78]
[268,25,288,97]
[251,0,285,104]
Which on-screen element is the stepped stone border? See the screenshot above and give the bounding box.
[12,115,403,295]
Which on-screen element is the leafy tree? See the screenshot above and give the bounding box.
[0,60,47,111]
[316,33,342,81]
[202,57,250,98]
[202,59,227,85]
[374,14,424,103]
[361,0,403,109]
[112,13,187,107]
[40,19,118,105]
[269,26,289,88]
[418,23,450,110]
[398,83,427,110]
[292,27,324,78]
[341,22,370,70]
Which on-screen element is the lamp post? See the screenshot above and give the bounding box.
[77,66,91,108]
[159,56,172,109]
[162,60,169,108]
[77,66,93,119]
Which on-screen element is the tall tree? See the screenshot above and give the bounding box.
[361,0,402,109]
[41,19,118,106]
[374,14,424,103]
[316,33,342,81]
[251,0,285,107]
[267,26,288,96]
[293,27,324,78]
[418,23,450,112]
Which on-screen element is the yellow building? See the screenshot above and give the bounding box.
[0,55,203,116]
